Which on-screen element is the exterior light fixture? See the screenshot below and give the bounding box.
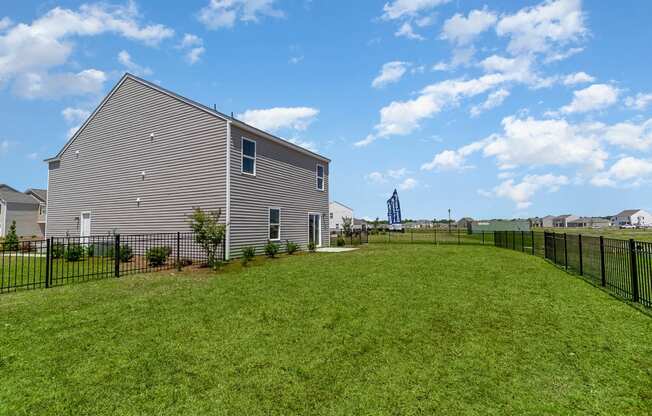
[141,171,146,180]
[136,197,141,207]
[150,133,155,142]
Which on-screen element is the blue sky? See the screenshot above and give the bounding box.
[1,0,652,221]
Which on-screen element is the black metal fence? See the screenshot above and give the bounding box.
[0,233,224,294]
[496,230,652,309]
[329,230,369,247]
[368,227,495,246]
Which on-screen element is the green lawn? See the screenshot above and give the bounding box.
[1,244,651,415]
[541,227,652,242]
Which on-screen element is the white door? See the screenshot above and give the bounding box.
[309,213,322,247]
[80,212,92,238]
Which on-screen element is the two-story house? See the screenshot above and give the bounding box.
[329,201,353,232]
[45,73,330,259]
[0,185,46,238]
[611,210,652,227]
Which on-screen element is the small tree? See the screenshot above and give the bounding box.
[189,208,227,268]
[342,216,353,237]
[4,220,19,251]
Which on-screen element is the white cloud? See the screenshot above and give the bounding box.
[289,56,303,64]
[0,17,12,31]
[489,173,569,209]
[560,84,620,114]
[117,50,152,76]
[421,141,485,171]
[441,7,497,45]
[237,107,319,132]
[372,61,410,88]
[591,157,652,187]
[482,116,607,170]
[562,71,595,85]
[625,93,652,111]
[26,152,38,160]
[382,0,450,20]
[61,107,91,124]
[433,47,475,71]
[0,140,9,155]
[395,22,424,40]
[286,137,317,152]
[543,47,584,63]
[602,118,652,150]
[398,177,418,191]
[470,88,510,117]
[12,69,107,99]
[365,168,408,184]
[178,34,205,64]
[496,0,587,59]
[0,2,172,97]
[198,0,284,29]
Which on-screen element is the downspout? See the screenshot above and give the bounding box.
[225,120,232,260]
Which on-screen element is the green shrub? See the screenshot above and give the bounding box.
[308,242,316,252]
[119,245,133,262]
[264,241,279,258]
[4,221,19,251]
[52,243,65,259]
[241,246,256,265]
[336,236,346,247]
[86,244,95,258]
[286,241,299,255]
[189,208,226,268]
[65,244,84,262]
[146,246,172,267]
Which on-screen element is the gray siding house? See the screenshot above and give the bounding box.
[45,73,330,259]
[0,185,45,238]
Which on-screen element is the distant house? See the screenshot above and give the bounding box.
[25,188,47,236]
[553,215,579,228]
[353,218,368,231]
[611,210,652,227]
[456,217,473,229]
[329,201,353,232]
[567,217,611,228]
[468,220,530,233]
[405,220,433,229]
[538,215,555,228]
[0,184,46,239]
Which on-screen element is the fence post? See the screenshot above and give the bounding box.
[45,238,51,288]
[564,233,568,270]
[482,231,485,245]
[176,232,181,271]
[114,234,120,278]
[512,231,516,250]
[434,228,437,245]
[578,234,583,276]
[629,239,640,302]
[388,231,391,243]
[553,232,557,263]
[411,230,414,243]
[521,231,525,252]
[531,231,535,255]
[458,228,460,245]
[599,236,606,287]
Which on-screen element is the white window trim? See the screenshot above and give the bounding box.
[316,163,325,191]
[241,137,256,176]
[268,207,281,241]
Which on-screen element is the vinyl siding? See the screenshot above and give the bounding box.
[47,77,227,237]
[229,125,329,257]
[4,202,42,238]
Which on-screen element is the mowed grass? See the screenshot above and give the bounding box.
[542,227,652,242]
[1,244,652,415]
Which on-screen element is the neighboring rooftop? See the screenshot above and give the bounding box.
[613,209,642,217]
[25,188,47,202]
[0,184,40,205]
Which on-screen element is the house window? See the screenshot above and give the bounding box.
[316,164,324,191]
[269,208,280,241]
[39,204,46,216]
[330,213,333,219]
[242,138,256,175]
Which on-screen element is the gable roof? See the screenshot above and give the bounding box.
[45,73,330,164]
[614,209,642,217]
[0,184,40,205]
[330,201,353,211]
[25,188,47,202]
